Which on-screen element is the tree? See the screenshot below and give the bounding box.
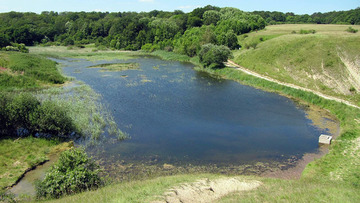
[198,43,232,69]
[0,33,10,48]
[217,30,239,50]
[203,10,221,25]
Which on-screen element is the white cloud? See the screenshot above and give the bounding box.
[138,0,154,3]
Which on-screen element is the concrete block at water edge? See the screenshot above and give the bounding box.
[319,134,332,145]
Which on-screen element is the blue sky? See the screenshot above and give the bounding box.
[0,0,359,14]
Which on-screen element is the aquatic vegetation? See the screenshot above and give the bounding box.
[88,63,140,72]
[36,83,128,143]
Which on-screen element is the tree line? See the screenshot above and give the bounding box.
[252,7,360,25]
[0,5,265,55]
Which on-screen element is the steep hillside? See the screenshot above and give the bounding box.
[233,24,360,105]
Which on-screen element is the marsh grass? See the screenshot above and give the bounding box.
[88,63,140,72]
[29,46,139,61]
[149,50,201,66]
[0,51,66,90]
[36,83,128,143]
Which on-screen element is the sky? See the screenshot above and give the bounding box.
[0,0,359,14]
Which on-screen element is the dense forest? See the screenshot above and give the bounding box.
[0,5,359,57]
[0,5,266,56]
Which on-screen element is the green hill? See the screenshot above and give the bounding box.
[233,24,360,105]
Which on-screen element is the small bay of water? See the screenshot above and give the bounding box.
[56,56,334,167]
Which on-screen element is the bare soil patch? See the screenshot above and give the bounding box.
[152,177,261,203]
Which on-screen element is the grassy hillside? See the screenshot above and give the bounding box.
[234,24,360,105]
[0,51,66,90]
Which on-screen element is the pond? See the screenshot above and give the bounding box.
[55,56,338,178]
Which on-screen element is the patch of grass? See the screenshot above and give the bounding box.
[299,29,316,34]
[88,63,140,72]
[218,178,360,202]
[0,51,66,90]
[346,26,358,33]
[0,137,59,189]
[147,50,201,67]
[45,174,222,203]
[29,46,139,61]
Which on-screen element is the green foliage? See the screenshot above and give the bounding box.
[299,29,316,34]
[252,8,360,24]
[0,6,266,53]
[141,43,160,52]
[0,93,76,138]
[217,30,240,50]
[0,33,11,48]
[199,44,232,68]
[346,26,358,33]
[203,10,221,25]
[35,148,103,199]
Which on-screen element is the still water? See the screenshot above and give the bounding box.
[57,56,333,167]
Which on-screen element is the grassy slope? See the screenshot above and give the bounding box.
[234,24,360,105]
[0,51,66,90]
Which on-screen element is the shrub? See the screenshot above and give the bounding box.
[250,41,258,49]
[199,43,232,69]
[0,93,76,138]
[35,148,103,199]
[346,26,358,33]
[141,43,160,52]
[300,29,316,34]
[349,86,356,92]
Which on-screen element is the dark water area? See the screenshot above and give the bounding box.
[56,57,333,169]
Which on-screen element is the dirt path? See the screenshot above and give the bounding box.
[152,177,261,203]
[226,60,360,110]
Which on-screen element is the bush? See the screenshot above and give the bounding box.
[35,148,103,199]
[0,93,76,138]
[346,26,358,33]
[300,29,316,34]
[141,43,160,52]
[199,43,232,69]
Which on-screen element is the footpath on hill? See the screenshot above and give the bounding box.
[226,60,360,110]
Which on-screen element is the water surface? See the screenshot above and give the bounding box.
[57,57,334,167]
